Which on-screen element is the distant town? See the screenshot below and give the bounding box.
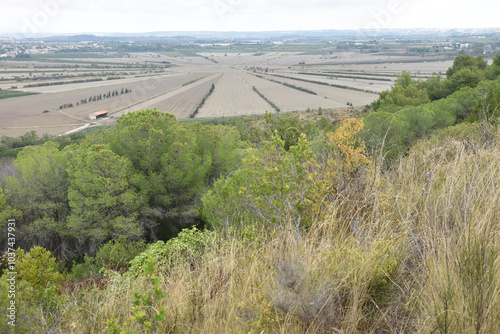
[1,28,500,59]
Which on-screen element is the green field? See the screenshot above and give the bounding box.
[0,89,39,99]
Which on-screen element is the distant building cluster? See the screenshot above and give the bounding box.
[0,39,108,58]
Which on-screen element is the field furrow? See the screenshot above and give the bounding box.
[257,73,380,106]
[143,74,221,119]
[195,71,271,118]
[239,72,345,112]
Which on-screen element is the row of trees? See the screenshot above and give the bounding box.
[83,88,132,104]
[190,83,215,118]
[57,88,133,110]
[252,86,280,112]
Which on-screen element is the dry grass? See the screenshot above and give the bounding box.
[390,122,500,334]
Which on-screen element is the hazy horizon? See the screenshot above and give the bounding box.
[3,27,500,37]
[1,0,499,36]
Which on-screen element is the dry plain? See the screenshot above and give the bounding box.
[0,51,455,137]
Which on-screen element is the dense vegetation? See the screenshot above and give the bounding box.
[365,53,500,162]
[2,53,500,333]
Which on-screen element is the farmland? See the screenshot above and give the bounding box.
[0,45,461,137]
[196,70,271,118]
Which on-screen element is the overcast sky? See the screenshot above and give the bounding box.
[0,0,498,34]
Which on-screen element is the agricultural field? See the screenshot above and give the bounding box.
[195,70,271,118]
[255,72,382,106]
[0,48,457,137]
[0,71,207,136]
[272,72,393,92]
[139,74,221,119]
[240,71,346,112]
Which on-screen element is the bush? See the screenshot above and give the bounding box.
[10,246,67,331]
[95,237,147,271]
[68,237,148,280]
[16,246,63,289]
[69,255,99,281]
[317,116,330,131]
[129,227,211,276]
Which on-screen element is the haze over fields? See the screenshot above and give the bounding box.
[1,0,498,33]
[0,48,459,137]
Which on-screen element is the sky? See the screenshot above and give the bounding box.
[0,0,498,35]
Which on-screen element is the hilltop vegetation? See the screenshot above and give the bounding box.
[365,53,500,163]
[1,53,500,333]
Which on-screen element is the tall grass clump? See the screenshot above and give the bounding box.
[387,121,500,333]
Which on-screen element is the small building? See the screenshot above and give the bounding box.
[89,110,109,120]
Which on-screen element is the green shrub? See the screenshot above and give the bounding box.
[203,118,370,230]
[317,116,330,131]
[0,275,52,332]
[95,237,147,271]
[16,246,63,289]
[11,246,68,331]
[107,258,167,333]
[70,255,98,281]
[129,227,211,276]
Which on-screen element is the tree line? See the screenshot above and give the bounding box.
[57,88,132,110]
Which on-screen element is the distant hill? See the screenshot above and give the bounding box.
[13,28,500,44]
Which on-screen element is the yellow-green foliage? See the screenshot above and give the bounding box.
[202,118,371,230]
[0,187,21,223]
[16,246,63,289]
[1,246,67,332]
